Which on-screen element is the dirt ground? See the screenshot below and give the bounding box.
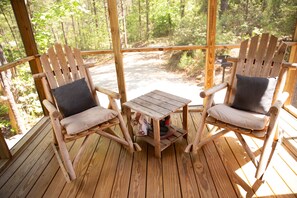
[89,51,226,107]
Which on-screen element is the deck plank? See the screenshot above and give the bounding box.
[92,139,122,197]
[146,145,163,198]
[128,141,147,198]
[162,145,181,198]
[0,124,52,197]
[111,145,134,198]
[0,111,297,198]
[75,137,111,198]
[191,112,238,198]
[43,138,84,198]
[172,113,200,198]
[0,121,51,186]
[59,134,100,197]
[26,141,75,197]
[247,136,296,197]
[190,113,219,198]
[9,144,54,197]
[214,137,252,197]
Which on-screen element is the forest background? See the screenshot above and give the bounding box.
[0,0,296,140]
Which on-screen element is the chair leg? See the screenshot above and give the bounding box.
[51,143,71,183]
[255,127,279,179]
[108,96,139,152]
[257,138,281,181]
[52,118,76,181]
[185,113,207,153]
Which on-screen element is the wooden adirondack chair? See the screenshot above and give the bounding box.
[185,33,296,182]
[34,43,140,182]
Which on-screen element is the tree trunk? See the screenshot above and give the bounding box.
[77,20,83,47]
[180,0,185,18]
[103,0,112,48]
[245,0,249,20]
[51,26,58,43]
[0,6,19,47]
[138,0,142,40]
[61,22,68,45]
[71,15,78,47]
[25,0,33,19]
[146,0,149,40]
[120,0,128,48]
[92,0,99,29]
[0,48,25,134]
[219,0,228,18]
[0,71,26,134]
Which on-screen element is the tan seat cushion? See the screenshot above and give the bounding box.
[207,104,269,130]
[61,106,118,135]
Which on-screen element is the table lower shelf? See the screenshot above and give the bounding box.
[136,125,187,152]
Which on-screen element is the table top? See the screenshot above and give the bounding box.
[123,90,191,120]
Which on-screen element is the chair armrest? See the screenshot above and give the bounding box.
[282,62,297,69]
[33,72,46,79]
[95,85,121,99]
[43,99,61,119]
[269,92,289,114]
[226,57,238,63]
[84,63,96,68]
[200,82,228,98]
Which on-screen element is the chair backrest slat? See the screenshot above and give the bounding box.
[250,33,270,77]
[261,35,278,77]
[236,39,249,75]
[54,43,72,84]
[40,54,58,89]
[226,34,288,105]
[47,47,66,86]
[40,44,95,104]
[244,35,259,75]
[270,43,287,77]
[64,45,80,81]
[73,48,87,79]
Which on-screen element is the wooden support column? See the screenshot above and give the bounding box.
[107,0,127,110]
[10,0,47,115]
[284,23,297,106]
[0,132,12,159]
[205,0,217,91]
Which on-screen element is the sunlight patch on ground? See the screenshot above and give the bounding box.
[91,52,226,108]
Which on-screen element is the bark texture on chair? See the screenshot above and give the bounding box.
[34,43,140,182]
[185,33,297,183]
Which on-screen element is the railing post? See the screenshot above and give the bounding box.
[205,0,217,95]
[284,23,297,107]
[107,0,128,111]
[10,0,47,115]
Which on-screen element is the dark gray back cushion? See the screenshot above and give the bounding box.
[231,74,277,114]
[52,78,96,117]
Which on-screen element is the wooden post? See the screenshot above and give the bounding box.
[284,23,297,106]
[0,131,12,159]
[10,0,47,115]
[107,0,128,110]
[204,0,217,91]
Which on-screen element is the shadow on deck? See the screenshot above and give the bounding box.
[0,111,297,197]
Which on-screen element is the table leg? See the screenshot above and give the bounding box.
[126,108,134,140]
[183,105,188,139]
[153,119,161,158]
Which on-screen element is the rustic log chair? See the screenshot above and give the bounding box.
[185,33,296,182]
[34,43,140,182]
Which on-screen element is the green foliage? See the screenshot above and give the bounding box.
[0,104,8,116]
[11,64,43,128]
[177,50,205,77]
[173,5,207,45]
[0,0,296,136]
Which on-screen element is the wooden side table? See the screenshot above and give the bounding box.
[124,90,191,158]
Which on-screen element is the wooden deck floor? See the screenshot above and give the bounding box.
[0,110,297,198]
